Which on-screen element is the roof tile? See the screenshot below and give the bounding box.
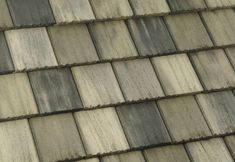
[0,0,13,28]
[101,151,145,162]
[226,47,235,68]
[204,0,235,8]
[225,135,235,159]
[167,0,207,12]
[77,158,100,162]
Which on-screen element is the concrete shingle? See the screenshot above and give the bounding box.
[167,0,206,12]
[205,0,235,8]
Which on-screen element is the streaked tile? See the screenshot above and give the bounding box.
[167,0,206,12]
[205,0,235,8]
[117,102,171,148]
[113,59,164,101]
[226,47,235,68]
[74,108,129,155]
[101,151,145,162]
[30,113,85,162]
[0,0,13,28]
[225,135,235,159]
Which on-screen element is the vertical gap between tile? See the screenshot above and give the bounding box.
[183,144,194,162]
[87,0,97,19]
[223,48,235,73]
[46,0,56,24]
[141,150,149,162]
[223,137,235,161]
[5,0,15,26]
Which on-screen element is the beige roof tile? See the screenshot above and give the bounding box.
[226,47,235,68]
[76,158,99,162]
[101,151,145,162]
[0,0,13,28]
[205,0,235,8]
[225,135,235,159]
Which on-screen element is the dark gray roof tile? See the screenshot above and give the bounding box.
[167,0,207,12]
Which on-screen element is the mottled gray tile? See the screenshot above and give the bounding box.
[0,0,13,28]
[167,0,206,12]
[101,151,145,162]
[205,0,235,8]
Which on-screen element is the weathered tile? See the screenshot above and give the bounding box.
[48,24,99,65]
[226,47,235,68]
[128,0,170,16]
[158,96,211,141]
[101,151,145,162]
[77,158,99,162]
[196,91,235,135]
[202,9,235,46]
[0,0,13,28]
[167,0,206,12]
[186,138,233,162]
[165,13,213,51]
[5,27,57,71]
[152,54,203,95]
[89,20,138,60]
[144,145,190,162]
[29,68,82,113]
[0,32,14,74]
[72,63,124,108]
[89,0,133,19]
[30,113,85,162]
[117,102,171,148]
[225,135,235,159]
[0,120,39,162]
[190,49,235,90]
[7,0,55,26]
[113,59,164,101]
[49,0,95,23]
[0,73,38,118]
[127,17,176,56]
[205,0,235,8]
[74,108,129,155]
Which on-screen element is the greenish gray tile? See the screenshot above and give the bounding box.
[167,0,206,12]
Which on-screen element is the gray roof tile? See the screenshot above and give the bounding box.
[77,159,100,162]
[101,151,145,162]
[205,0,235,8]
[225,135,235,159]
[167,0,207,12]
[0,0,13,28]
[226,47,235,68]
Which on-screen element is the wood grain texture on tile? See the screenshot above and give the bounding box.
[201,9,235,46]
[144,145,190,162]
[128,0,170,15]
[30,113,85,162]
[74,108,129,155]
[205,0,235,8]
[77,158,99,162]
[5,27,57,71]
[165,13,213,51]
[190,49,235,90]
[101,151,145,162]
[49,0,95,23]
[72,63,124,108]
[116,102,171,148]
[152,54,203,95]
[29,68,83,113]
[196,91,235,135]
[225,135,235,159]
[167,0,206,12]
[0,0,13,28]
[127,17,176,56]
[48,24,99,65]
[0,73,38,118]
[7,0,55,26]
[113,59,164,101]
[186,138,233,162]
[0,120,39,162]
[158,96,211,141]
[226,47,235,68]
[89,20,138,60]
[89,0,133,19]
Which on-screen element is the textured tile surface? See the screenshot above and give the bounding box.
[225,135,235,159]
[196,91,235,135]
[49,0,95,23]
[190,49,235,90]
[0,120,39,162]
[0,73,38,118]
[74,108,129,155]
[101,151,145,162]
[0,0,13,28]
[205,0,235,8]
[48,24,99,65]
[158,96,211,141]
[89,0,133,19]
[186,138,233,162]
[167,0,206,11]
[117,102,171,148]
[128,0,170,15]
[7,0,55,26]
[89,20,138,60]
[144,145,190,162]
[226,47,235,68]
[29,68,83,113]
[72,63,124,107]
[127,17,176,56]
[152,54,203,95]
[113,59,164,101]
[77,158,99,162]
[6,27,57,70]
[165,13,213,51]
[30,113,85,162]
[202,9,235,46]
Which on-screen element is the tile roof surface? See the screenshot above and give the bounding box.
[0,0,235,161]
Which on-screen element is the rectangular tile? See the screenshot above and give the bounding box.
[101,151,145,162]
[5,27,57,70]
[49,0,95,23]
[152,54,203,95]
[167,0,207,12]
[89,20,138,60]
[226,47,235,68]
[30,113,85,162]
[196,91,235,135]
[116,102,171,148]
[158,96,211,141]
[0,0,13,28]
[29,68,83,113]
[165,13,213,51]
[127,17,176,56]
[190,49,235,90]
[72,63,124,108]
[225,135,235,159]
[48,24,99,65]
[0,120,39,162]
[113,59,164,101]
[201,9,235,46]
[205,0,235,8]
[74,108,129,155]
